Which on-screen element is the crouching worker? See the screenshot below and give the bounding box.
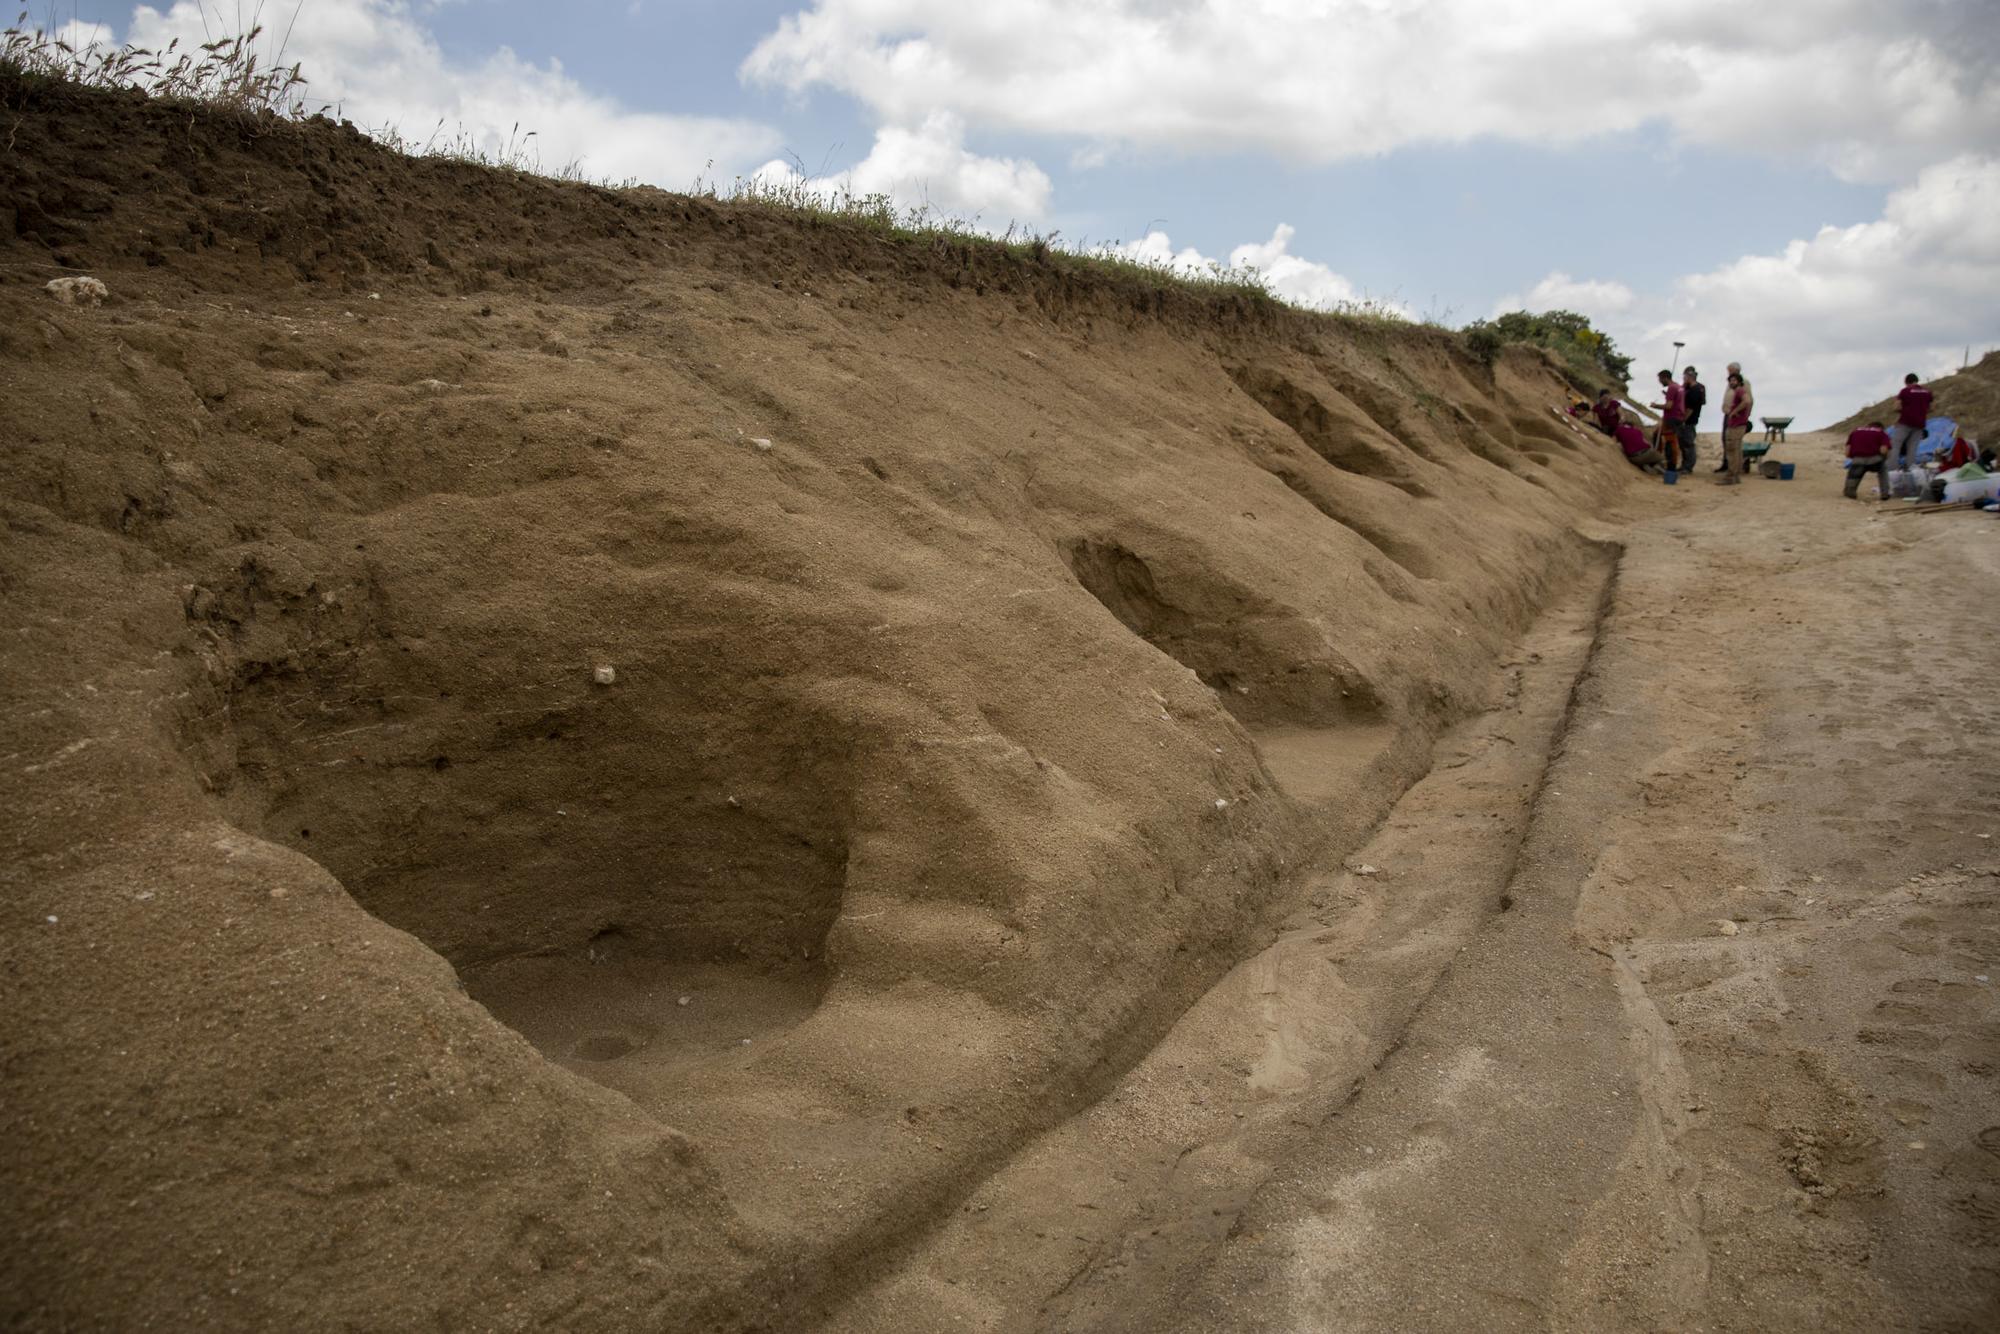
[1592,388,1623,436]
[1844,421,1892,498]
[1617,412,1665,470]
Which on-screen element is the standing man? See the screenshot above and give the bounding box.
[1651,369,1686,470]
[1718,370,1753,485]
[1885,372,1933,477]
[1679,366,1706,471]
[1592,388,1622,437]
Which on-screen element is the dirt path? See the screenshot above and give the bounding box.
[830,436,2000,1331]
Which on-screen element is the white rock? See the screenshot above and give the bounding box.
[1355,864,1380,877]
[677,995,691,1006]
[593,665,616,686]
[750,437,774,451]
[1713,919,1739,937]
[44,276,108,306]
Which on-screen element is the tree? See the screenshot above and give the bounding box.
[1461,309,1632,388]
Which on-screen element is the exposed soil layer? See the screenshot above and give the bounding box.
[5,78,1636,1330]
[824,442,2000,1332]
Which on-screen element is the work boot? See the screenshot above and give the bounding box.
[1843,475,1861,499]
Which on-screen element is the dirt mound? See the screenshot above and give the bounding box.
[1,76,1633,1329]
[1829,350,2000,446]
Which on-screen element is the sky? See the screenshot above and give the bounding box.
[48,0,2000,429]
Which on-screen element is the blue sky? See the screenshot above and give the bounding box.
[57,1,2000,427]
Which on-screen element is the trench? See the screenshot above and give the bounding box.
[174,514,1617,1333]
[824,542,1622,1330]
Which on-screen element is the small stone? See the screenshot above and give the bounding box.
[677,995,691,1006]
[1907,1140,1926,1151]
[740,1038,752,1046]
[1354,864,1380,877]
[1213,798,1229,810]
[44,276,108,306]
[45,915,58,924]
[593,665,616,686]
[750,437,774,451]
[368,292,381,300]
[269,887,290,900]
[1714,919,1739,937]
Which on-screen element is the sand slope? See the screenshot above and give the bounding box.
[1829,350,2000,447]
[1,80,1627,1328]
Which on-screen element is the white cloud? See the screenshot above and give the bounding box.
[120,0,778,187]
[753,112,1051,222]
[1504,157,2000,427]
[1106,224,1395,315]
[744,1,2000,185]
[1230,224,1393,313]
[1495,273,1636,319]
[1109,229,1226,274]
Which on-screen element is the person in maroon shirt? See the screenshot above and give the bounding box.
[1886,372,1934,475]
[1592,388,1622,436]
[1615,414,1664,470]
[1844,420,1893,498]
[1717,371,1754,484]
[1650,369,1686,468]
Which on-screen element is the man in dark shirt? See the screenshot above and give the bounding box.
[1886,372,1933,476]
[1679,366,1705,471]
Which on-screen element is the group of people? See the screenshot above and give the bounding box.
[1840,373,1947,500]
[1581,366,1976,500]
[1586,362,1754,482]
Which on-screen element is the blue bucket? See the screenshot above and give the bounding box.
[1663,470,1679,485]
[1779,462,1796,480]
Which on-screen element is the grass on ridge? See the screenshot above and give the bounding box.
[709,166,1286,307]
[2,14,1442,337]
[2,8,306,117]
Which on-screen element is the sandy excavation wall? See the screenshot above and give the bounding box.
[1,81,1630,1329]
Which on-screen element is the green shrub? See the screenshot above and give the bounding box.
[1460,309,1630,389]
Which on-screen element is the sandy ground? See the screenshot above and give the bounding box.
[5,80,1997,1329]
[830,433,2000,1331]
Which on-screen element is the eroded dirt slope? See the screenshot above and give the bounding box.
[1,79,1630,1329]
[1830,349,2000,446]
